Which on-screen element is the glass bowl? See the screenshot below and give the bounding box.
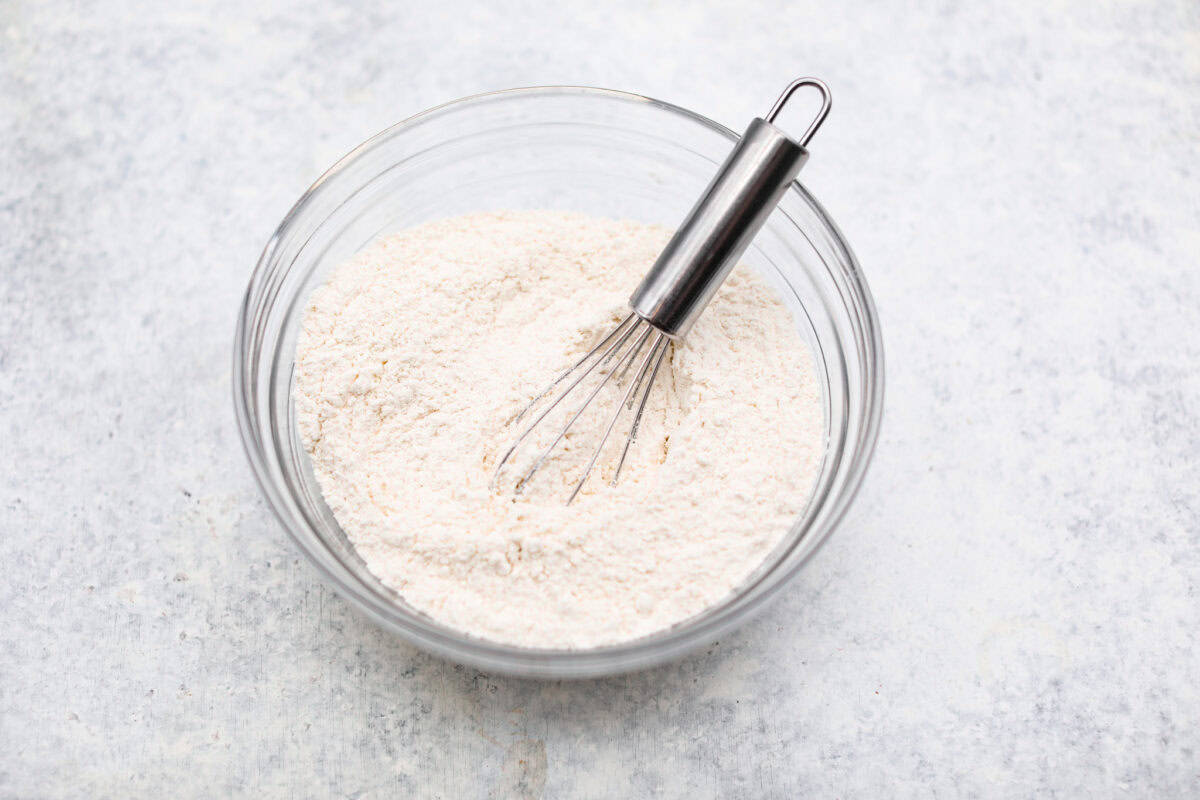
[233,86,884,678]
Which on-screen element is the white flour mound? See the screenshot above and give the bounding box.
[294,210,824,649]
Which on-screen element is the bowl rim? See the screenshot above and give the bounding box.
[233,84,885,677]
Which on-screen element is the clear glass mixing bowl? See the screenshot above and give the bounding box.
[233,86,884,678]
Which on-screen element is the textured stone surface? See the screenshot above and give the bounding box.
[2,0,1198,796]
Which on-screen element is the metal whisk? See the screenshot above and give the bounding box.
[493,77,832,503]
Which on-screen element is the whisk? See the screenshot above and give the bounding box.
[493,77,832,503]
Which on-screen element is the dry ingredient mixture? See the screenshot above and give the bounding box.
[294,210,824,648]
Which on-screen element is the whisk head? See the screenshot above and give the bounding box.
[491,313,670,504]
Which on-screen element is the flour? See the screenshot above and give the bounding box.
[293,210,824,649]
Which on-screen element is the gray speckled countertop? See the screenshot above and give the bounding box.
[2,0,1199,796]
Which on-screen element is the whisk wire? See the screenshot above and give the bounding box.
[515,324,653,495]
[567,330,668,504]
[509,313,638,429]
[610,337,669,487]
[492,314,642,488]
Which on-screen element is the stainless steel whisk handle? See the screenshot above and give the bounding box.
[629,77,832,338]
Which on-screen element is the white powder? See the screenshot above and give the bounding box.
[294,210,824,649]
